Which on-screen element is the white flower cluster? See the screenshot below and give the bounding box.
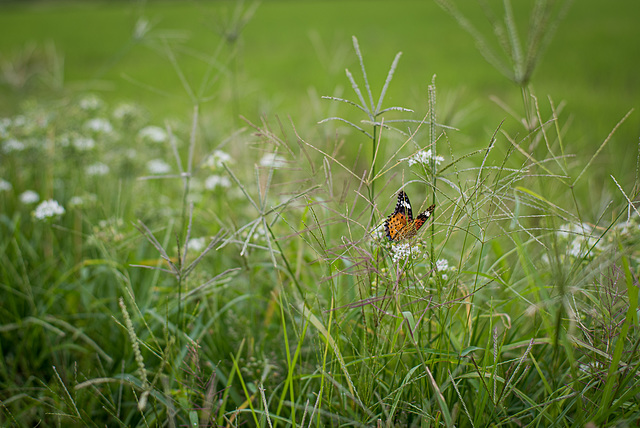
[79,94,104,111]
[112,103,141,121]
[403,149,444,166]
[20,190,40,204]
[86,162,110,176]
[371,224,387,241]
[33,199,65,220]
[146,159,171,174]
[85,118,113,134]
[391,242,424,264]
[73,136,95,151]
[3,138,26,153]
[435,258,455,280]
[0,117,11,137]
[138,126,168,143]
[0,178,12,191]
[205,174,231,190]
[557,222,601,258]
[260,153,287,169]
[205,150,233,169]
[68,194,97,208]
[187,237,206,252]
[405,149,444,167]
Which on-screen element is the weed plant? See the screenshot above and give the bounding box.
[1,1,640,427]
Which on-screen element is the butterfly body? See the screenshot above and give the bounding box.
[384,191,435,241]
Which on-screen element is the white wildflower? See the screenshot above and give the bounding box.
[12,115,26,127]
[0,117,10,137]
[86,162,110,176]
[69,194,96,208]
[391,242,423,264]
[260,153,287,168]
[436,258,449,272]
[69,196,84,207]
[0,178,12,191]
[204,174,231,190]
[33,199,65,220]
[557,222,592,239]
[113,103,140,120]
[57,133,71,147]
[138,126,167,143]
[20,190,40,204]
[568,239,585,258]
[3,138,26,153]
[405,149,444,167]
[187,237,206,252]
[205,150,233,169]
[79,94,104,111]
[371,224,386,241]
[146,159,171,174]
[85,118,113,134]
[72,136,95,151]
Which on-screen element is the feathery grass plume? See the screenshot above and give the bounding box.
[320,35,414,212]
[435,0,573,87]
[119,297,150,405]
[436,0,573,132]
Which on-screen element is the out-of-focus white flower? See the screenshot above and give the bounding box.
[33,199,65,220]
[3,138,26,153]
[12,115,26,127]
[241,224,267,242]
[73,136,95,151]
[558,222,599,258]
[113,103,140,120]
[146,159,171,174]
[204,174,231,190]
[0,178,12,191]
[57,133,71,147]
[138,126,167,143]
[260,153,287,168]
[205,150,233,169]
[86,162,110,176]
[371,224,386,241]
[85,118,113,134]
[69,196,84,207]
[436,258,449,271]
[187,237,206,252]
[69,194,97,208]
[79,94,104,111]
[0,117,11,137]
[405,149,444,167]
[557,222,592,239]
[19,190,40,204]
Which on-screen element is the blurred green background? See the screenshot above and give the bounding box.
[1,0,638,143]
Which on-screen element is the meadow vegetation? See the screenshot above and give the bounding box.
[1,0,640,426]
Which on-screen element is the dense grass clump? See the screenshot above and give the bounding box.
[2,1,640,427]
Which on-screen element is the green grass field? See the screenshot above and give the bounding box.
[2,0,640,426]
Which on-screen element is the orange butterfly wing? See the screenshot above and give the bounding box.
[384,191,435,242]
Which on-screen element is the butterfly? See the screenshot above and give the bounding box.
[384,190,435,242]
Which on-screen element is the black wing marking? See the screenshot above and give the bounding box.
[394,190,413,222]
